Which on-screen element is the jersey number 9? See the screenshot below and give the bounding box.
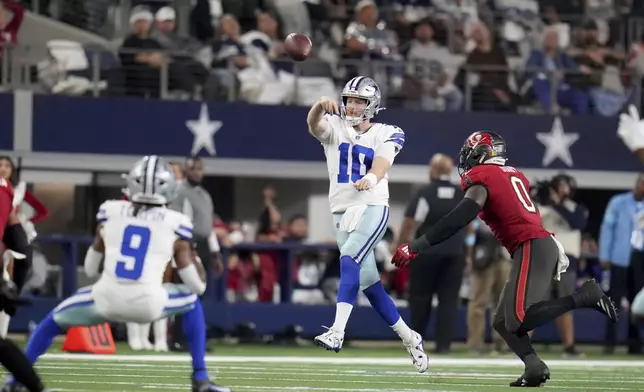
[116,225,151,280]
[337,143,374,183]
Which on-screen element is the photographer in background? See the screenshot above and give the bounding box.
[534,174,588,358]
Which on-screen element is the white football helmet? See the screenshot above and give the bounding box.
[340,76,383,126]
[124,155,178,205]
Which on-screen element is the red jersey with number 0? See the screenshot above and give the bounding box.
[461,164,550,255]
[0,178,14,239]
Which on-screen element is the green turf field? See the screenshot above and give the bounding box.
[3,343,644,391]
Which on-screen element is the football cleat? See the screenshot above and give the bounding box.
[192,378,232,392]
[509,360,550,387]
[404,331,428,373]
[314,326,344,353]
[574,279,619,323]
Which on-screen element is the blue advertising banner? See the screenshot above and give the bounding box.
[0,94,13,150]
[20,94,642,171]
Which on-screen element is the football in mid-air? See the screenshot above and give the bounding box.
[284,33,312,61]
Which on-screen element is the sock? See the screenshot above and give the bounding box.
[126,323,140,347]
[153,318,168,346]
[363,281,405,331]
[494,320,535,363]
[391,317,414,343]
[0,311,10,338]
[331,256,360,332]
[23,313,61,364]
[182,299,208,381]
[519,297,576,333]
[139,323,151,345]
[0,338,45,392]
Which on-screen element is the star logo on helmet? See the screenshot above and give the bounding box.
[186,103,223,156]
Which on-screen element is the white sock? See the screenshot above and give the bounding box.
[0,312,10,338]
[139,323,151,343]
[331,302,353,332]
[126,323,140,345]
[391,317,413,343]
[153,319,168,345]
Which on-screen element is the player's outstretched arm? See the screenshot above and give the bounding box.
[410,185,488,253]
[307,97,337,139]
[174,240,206,295]
[84,224,105,278]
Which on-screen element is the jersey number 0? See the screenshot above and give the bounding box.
[115,225,151,280]
[510,176,536,213]
[337,143,374,183]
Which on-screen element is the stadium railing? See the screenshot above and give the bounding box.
[34,234,340,303]
[0,43,640,115]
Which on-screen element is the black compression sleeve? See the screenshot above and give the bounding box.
[0,338,45,392]
[3,224,32,290]
[409,198,481,253]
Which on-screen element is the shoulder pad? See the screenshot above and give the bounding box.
[169,210,193,241]
[96,200,129,223]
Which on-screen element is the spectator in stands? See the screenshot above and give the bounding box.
[405,19,463,111]
[151,7,209,96]
[0,0,24,82]
[526,27,590,114]
[584,0,615,46]
[431,0,480,53]
[255,185,283,302]
[344,0,403,90]
[541,4,571,49]
[211,14,248,98]
[240,11,287,66]
[460,23,514,112]
[569,19,628,116]
[271,0,312,38]
[492,0,541,57]
[392,0,434,43]
[119,7,197,98]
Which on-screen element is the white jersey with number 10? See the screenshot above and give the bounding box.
[95,200,193,289]
[314,114,405,213]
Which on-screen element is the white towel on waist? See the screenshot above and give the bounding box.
[339,205,367,233]
[551,235,569,281]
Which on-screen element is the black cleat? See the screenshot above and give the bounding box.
[509,360,550,387]
[574,279,619,323]
[192,378,232,392]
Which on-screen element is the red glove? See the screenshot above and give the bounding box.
[391,243,418,268]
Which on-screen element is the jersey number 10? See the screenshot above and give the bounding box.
[116,225,151,280]
[510,176,536,213]
[337,143,375,183]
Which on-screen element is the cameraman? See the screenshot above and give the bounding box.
[536,174,588,357]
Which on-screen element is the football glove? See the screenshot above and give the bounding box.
[0,279,20,316]
[391,243,418,268]
[618,105,644,152]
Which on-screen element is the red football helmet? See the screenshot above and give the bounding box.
[458,131,507,176]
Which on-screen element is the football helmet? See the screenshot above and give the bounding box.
[458,131,508,176]
[124,155,178,205]
[340,76,383,126]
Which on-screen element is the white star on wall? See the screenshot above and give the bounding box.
[186,103,222,156]
[536,117,579,167]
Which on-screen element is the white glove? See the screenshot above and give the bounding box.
[618,105,644,152]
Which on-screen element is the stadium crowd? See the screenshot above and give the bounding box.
[2,0,644,115]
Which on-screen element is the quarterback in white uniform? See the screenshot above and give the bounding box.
[308,76,428,373]
[4,156,230,392]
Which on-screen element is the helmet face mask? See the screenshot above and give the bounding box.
[340,76,383,126]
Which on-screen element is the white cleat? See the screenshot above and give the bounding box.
[142,340,154,350]
[155,342,169,352]
[314,326,345,353]
[128,339,143,351]
[404,331,429,373]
